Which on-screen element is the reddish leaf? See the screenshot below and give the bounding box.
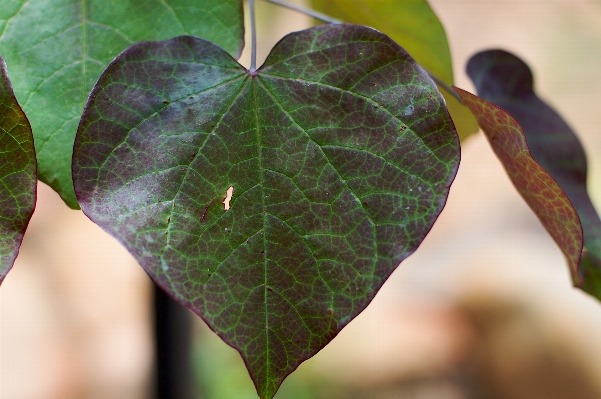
[466,50,601,298]
[454,87,583,284]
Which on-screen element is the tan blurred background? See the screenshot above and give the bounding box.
[2,1,601,398]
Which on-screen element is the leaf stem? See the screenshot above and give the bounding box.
[425,69,464,104]
[263,0,343,24]
[261,0,460,105]
[249,0,257,73]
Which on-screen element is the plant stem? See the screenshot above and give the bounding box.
[249,0,257,73]
[264,0,343,24]
[262,0,460,105]
[153,284,195,399]
[426,70,464,104]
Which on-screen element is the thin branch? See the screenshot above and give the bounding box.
[426,71,464,104]
[261,0,461,106]
[263,0,343,24]
[249,0,257,73]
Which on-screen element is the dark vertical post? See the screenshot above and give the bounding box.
[152,284,196,399]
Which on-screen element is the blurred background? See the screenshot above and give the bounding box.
[2,0,601,398]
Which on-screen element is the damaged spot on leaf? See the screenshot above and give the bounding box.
[223,186,234,211]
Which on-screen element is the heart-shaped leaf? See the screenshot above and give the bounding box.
[0,0,244,208]
[0,56,37,285]
[454,86,583,285]
[73,24,460,398]
[465,50,601,298]
[310,0,479,141]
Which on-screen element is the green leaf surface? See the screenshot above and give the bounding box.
[0,0,244,208]
[0,56,37,285]
[310,0,479,141]
[454,86,583,285]
[465,50,601,297]
[73,24,459,398]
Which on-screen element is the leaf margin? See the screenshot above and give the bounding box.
[0,54,37,285]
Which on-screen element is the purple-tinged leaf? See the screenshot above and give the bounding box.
[466,50,601,298]
[0,56,36,285]
[310,0,479,141]
[73,24,459,398]
[0,0,244,209]
[454,87,583,286]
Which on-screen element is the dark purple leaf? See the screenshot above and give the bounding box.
[73,24,459,398]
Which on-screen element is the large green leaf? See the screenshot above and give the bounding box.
[0,56,36,285]
[465,50,601,298]
[312,0,451,82]
[0,0,244,208]
[73,24,459,398]
[310,0,479,141]
[454,87,583,285]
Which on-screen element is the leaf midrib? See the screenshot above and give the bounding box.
[256,76,379,299]
[250,75,271,389]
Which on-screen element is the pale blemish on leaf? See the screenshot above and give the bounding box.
[161,256,169,272]
[223,186,234,210]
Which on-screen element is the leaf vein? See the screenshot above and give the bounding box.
[0,0,30,38]
[261,74,444,164]
[256,77,379,292]
[162,76,250,251]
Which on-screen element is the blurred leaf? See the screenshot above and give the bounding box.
[310,0,479,141]
[73,25,459,398]
[0,56,36,285]
[454,86,583,286]
[311,0,451,82]
[465,50,601,298]
[443,88,480,141]
[0,0,244,208]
